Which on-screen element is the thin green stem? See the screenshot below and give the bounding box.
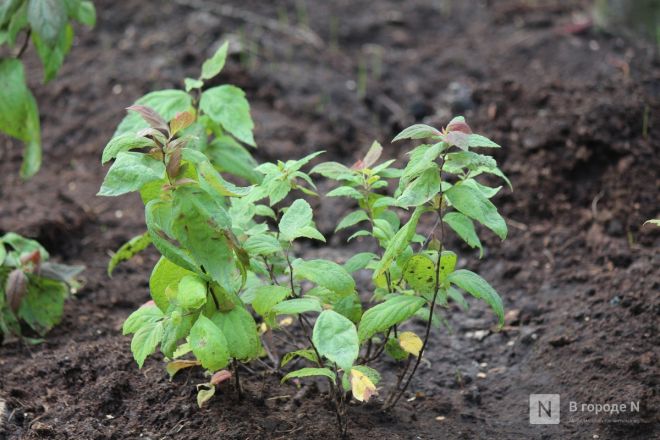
[385,153,447,410]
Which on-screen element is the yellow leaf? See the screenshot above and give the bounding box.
[399,331,423,357]
[165,359,200,380]
[279,317,294,327]
[350,369,377,402]
[196,384,215,408]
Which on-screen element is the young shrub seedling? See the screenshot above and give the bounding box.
[0,0,96,178]
[283,116,510,429]
[100,45,510,434]
[0,232,83,344]
[100,45,328,406]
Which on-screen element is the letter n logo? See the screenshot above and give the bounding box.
[529,394,560,424]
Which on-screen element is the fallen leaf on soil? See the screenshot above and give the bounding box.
[196,385,215,408]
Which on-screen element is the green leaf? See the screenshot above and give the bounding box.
[200,85,255,146]
[149,257,196,312]
[1,232,49,259]
[115,90,192,136]
[0,0,23,28]
[447,286,468,310]
[444,151,497,173]
[392,124,441,142]
[401,143,443,185]
[310,161,353,180]
[384,337,409,361]
[201,41,229,80]
[462,178,501,199]
[252,285,289,316]
[443,212,483,257]
[205,136,260,183]
[397,167,440,207]
[0,59,42,178]
[0,59,33,141]
[403,254,436,293]
[297,226,326,242]
[279,199,321,242]
[445,183,507,240]
[177,275,207,310]
[102,133,154,164]
[312,310,359,371]
[335,210,369,232]
[333,292,363,323]
[281,349,318,367]
[357,295,426,342]
[447,269,504,325]
[130,321,164,368]
[347,230,371,241]
[27,0,67,45]
[190,315,230,371]
[73,1,95,26]
[343,252,377,273]
[197,159,253,198]
[184,77,203,92]
[98,152,165,196]
[281,367,335,383]
[271,298,322,316]
[32,23,73,82]
[243,234,282,257]
[287,151,324,172]
[123,304,164,335]
[108,232,152,276]
[293,259,355,296]
[171,191,239,291]
[17,277,67,335]
[326,186,363,199]
[405,251,456,294]
[145,200,199,273]
[373,207,424,279]
[468,134,500,148]
[210,307,261,361]
[0,243,5,265]
[161,308,195,358]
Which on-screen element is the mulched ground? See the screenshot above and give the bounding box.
[0,0,658,438]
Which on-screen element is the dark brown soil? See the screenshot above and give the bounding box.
[1,0,658,439]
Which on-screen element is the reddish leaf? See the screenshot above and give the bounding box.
[19,249,41,266]
[127,105,169,135]
[210,369,232,385]
[5,269,28,312]
[446,116,472,134]
[169,111,195,136]
[362,141,383,169]
[351,159,366,170]
[166,149,182,179]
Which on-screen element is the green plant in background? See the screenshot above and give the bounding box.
[0,232,83,344]
[0,0,96,178]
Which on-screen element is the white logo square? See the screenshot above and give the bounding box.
[530,394,560,424]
